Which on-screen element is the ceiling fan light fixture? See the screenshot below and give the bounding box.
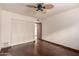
[26,3,54,12]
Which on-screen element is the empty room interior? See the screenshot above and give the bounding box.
[0,3,79,56]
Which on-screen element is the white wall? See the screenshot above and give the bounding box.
[11,19,34,46]
[0,8,2,50]
[0,10,35,48]
[42,7,79,50]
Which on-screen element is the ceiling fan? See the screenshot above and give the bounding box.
[26,3,54,11]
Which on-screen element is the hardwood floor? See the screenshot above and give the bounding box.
[0,39,79,56]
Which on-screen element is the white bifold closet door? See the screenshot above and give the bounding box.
[11,19,34,46]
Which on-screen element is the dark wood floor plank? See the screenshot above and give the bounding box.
[0,40,79,56]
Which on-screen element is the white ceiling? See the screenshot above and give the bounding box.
[0,3,79,19]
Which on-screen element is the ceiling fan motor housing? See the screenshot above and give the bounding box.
[36,4,45,11]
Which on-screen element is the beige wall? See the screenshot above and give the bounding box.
[42,7,79,50]
[0,10,35,48]
[0,8,2,50]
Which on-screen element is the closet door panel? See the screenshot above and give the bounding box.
[11,19,34,46]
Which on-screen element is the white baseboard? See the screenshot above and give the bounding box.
[10,40,34,47]
[0,40,34,49]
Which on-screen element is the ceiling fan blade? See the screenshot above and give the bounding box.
[26,5,36,8]
[44,4,54,9]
